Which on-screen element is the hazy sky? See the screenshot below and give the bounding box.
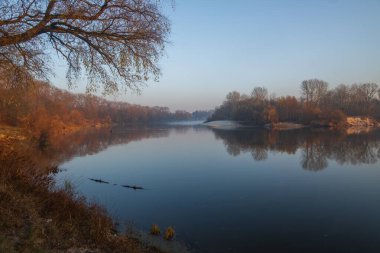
[52,0,380,112]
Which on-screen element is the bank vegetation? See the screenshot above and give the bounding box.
[207,80,380,128]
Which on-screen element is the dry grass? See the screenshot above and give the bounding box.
[164,227,175,241]
[150,224,161,236]
[0,125,27,141]
[0,137,167,253]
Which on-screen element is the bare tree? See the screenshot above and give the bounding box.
[301,80,316,104]
[300,79,328,106]
[360,83,378,104]
[226,91,241,104]
[0,0,170,93]
[332,84,350,111]
[251,86,268,102]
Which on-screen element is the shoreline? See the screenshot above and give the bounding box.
[204,117,380,131]
[0,127,168,253]
[1,120,379,252]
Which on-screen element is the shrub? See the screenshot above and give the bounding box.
[164,227,175,240]
[150,224,161,236]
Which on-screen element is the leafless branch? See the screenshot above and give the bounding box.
[0,0,170,94]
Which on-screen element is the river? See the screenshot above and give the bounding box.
[55,124,380,253]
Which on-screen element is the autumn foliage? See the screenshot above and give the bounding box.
[0,81,192,137]
[208,81,380,126]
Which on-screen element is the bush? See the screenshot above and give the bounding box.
[150,224,161,236]
[164,227,175,240]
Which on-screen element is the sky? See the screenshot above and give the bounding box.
[52,0,380,112]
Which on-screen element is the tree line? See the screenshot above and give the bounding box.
[208,79,380,126]
[0,80,198,136]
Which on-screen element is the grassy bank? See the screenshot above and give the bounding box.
[0,128,165,253]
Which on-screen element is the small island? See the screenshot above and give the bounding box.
[206,80,380,130]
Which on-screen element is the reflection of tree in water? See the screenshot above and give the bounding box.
[212,128,302,160]
[0,125,209,180]
[31,126,380,172]
[301,142,328,171]
[212,128,380,171]
[329,135,380,165]
[226,144,241,156]
[251,147,268,161]
[43,125,210,167]
[39,126,172,166]
[214,129,273,160]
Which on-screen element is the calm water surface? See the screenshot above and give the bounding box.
[56,125,380,253]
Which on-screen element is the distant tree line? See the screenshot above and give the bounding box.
[208,79,380,126]
[0,81,194,136]
[192,110,214,120]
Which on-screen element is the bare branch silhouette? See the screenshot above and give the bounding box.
[0,0,170,93]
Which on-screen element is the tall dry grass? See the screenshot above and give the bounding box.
[0,137,165,253]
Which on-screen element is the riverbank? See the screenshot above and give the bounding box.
[205,117,380,131]
[0,128,166,253]
[204,120,308,130]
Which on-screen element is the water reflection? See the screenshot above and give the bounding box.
[54,125,380,253]
[43,124,208,167]
[41,126,170,165]
[212,128,380,171]
[45,125,380,173]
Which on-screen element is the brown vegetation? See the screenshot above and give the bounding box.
[346,116,380,127]
[0,80,192,141]
[0,135,166,253]
[164,227,175,241]
[150,224,161,236]
[208,80,380,127]
[0,1,179,251]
